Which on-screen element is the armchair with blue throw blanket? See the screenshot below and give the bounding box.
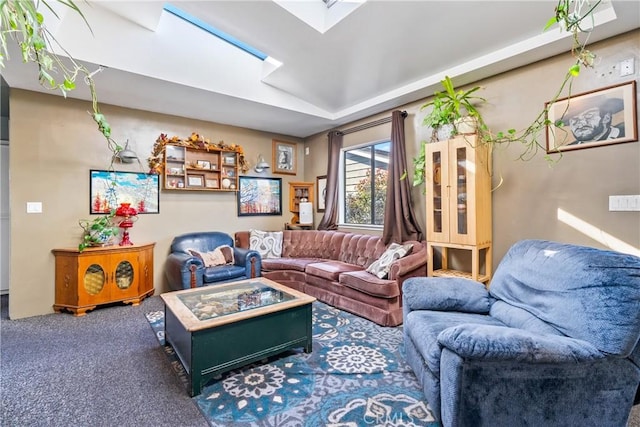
[165,232,261,291]
[403,239,640,427]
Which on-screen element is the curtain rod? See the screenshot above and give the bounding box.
[334,110,407,135]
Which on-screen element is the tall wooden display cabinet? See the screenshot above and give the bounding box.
[425,134,492,283]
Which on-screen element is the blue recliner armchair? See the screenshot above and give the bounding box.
[403,239,640,426]
[165,232,261,291]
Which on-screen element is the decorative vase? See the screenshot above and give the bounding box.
[455,116,478,135]
[436,123,455,141]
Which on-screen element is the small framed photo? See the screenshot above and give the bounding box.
[224,155,236,165]
[187,175,204,187]
[546,80,638,153]
[205,178,219,189]
[196,160,211,170]
[273,140,297,175]
[316,175,327,212]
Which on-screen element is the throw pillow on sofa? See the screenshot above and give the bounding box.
[250,230,283,259]
[366,243,413,279]
[188,245,234,267]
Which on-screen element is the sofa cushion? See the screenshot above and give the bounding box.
[340,270,399,298]
[188,245,234,267]
[250,230,283,259]
[203,264,247,283]
[262,257,321,273]
[366,243,413,279]
[306,261,364,281]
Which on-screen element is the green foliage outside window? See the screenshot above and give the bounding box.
[345,168,387,225]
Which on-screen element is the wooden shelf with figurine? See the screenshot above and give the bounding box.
[151,133,248,192]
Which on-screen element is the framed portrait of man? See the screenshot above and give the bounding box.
[546,81,637,153]
[273,140,297,175]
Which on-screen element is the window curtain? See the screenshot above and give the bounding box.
[382,110,424,244]
[317,130,343,230]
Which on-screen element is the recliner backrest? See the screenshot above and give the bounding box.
[170,232,234,254]
[489,239,640,356]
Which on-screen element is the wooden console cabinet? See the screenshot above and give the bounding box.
[425,134,492,283]
[52,243,155,316]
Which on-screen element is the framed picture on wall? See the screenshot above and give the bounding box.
[316,175,327,212]
[272,140,297,175]
[546,80,638,153]
[237,176,282,216]
[89,170,159,214]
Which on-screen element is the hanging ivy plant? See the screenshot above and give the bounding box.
[482,0,602,161]
[0,0,123,156]
[407,0,604,187]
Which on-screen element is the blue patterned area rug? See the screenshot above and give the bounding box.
[145,302,439,427]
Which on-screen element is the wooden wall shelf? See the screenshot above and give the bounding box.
[163,144,238,191]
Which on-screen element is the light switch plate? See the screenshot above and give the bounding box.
[26,202,43,213]
[609,195,640,211]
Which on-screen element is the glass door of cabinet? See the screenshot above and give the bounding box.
[454,146,468,236]
[448,135,482,245]
[112,252,140,300]
[425,140,450,242]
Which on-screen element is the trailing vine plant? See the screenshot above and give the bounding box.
[0,0,121,156]
[0,0,144,250]
[481,0,602,161]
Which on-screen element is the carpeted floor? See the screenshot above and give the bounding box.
[146,301,437,426]
[2,294,640,427]
[1,295,207,427]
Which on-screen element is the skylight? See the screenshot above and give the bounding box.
[273,0,367,34]
[163,3,268,61]
[323,0,340,9]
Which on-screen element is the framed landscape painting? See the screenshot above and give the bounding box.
[546,80,637,153]
[90,170,160,214]
[237,176,282,216]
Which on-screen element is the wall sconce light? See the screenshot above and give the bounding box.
[114,139,139,164]
[254,154,270,173]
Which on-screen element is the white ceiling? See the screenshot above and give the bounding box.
[2,1,639,138]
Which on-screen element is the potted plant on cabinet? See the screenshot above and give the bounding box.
[411,76,487,186]
[78,212,119,252]
[420,75,486,142]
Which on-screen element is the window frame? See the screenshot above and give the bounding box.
[338,138,391,229]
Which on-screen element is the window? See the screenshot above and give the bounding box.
[342,141,390,226]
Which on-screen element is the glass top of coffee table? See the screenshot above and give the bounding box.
[161,278,315,331]
[177,281,296,321]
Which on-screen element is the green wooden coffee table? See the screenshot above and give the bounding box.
[161,277,316,396]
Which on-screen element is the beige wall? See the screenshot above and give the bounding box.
[8,30,640,319]
[305,30,640,264]
[8,92,303,318]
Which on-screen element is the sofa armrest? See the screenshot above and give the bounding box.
[164,252,204,291]
[403,277,491,314]
[388,244,428,280]
[233,247,262,278]
[438,324,605,363]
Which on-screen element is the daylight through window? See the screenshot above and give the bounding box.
[342,141,390,226]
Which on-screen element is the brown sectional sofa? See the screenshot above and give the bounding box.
[235,230,427,326]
